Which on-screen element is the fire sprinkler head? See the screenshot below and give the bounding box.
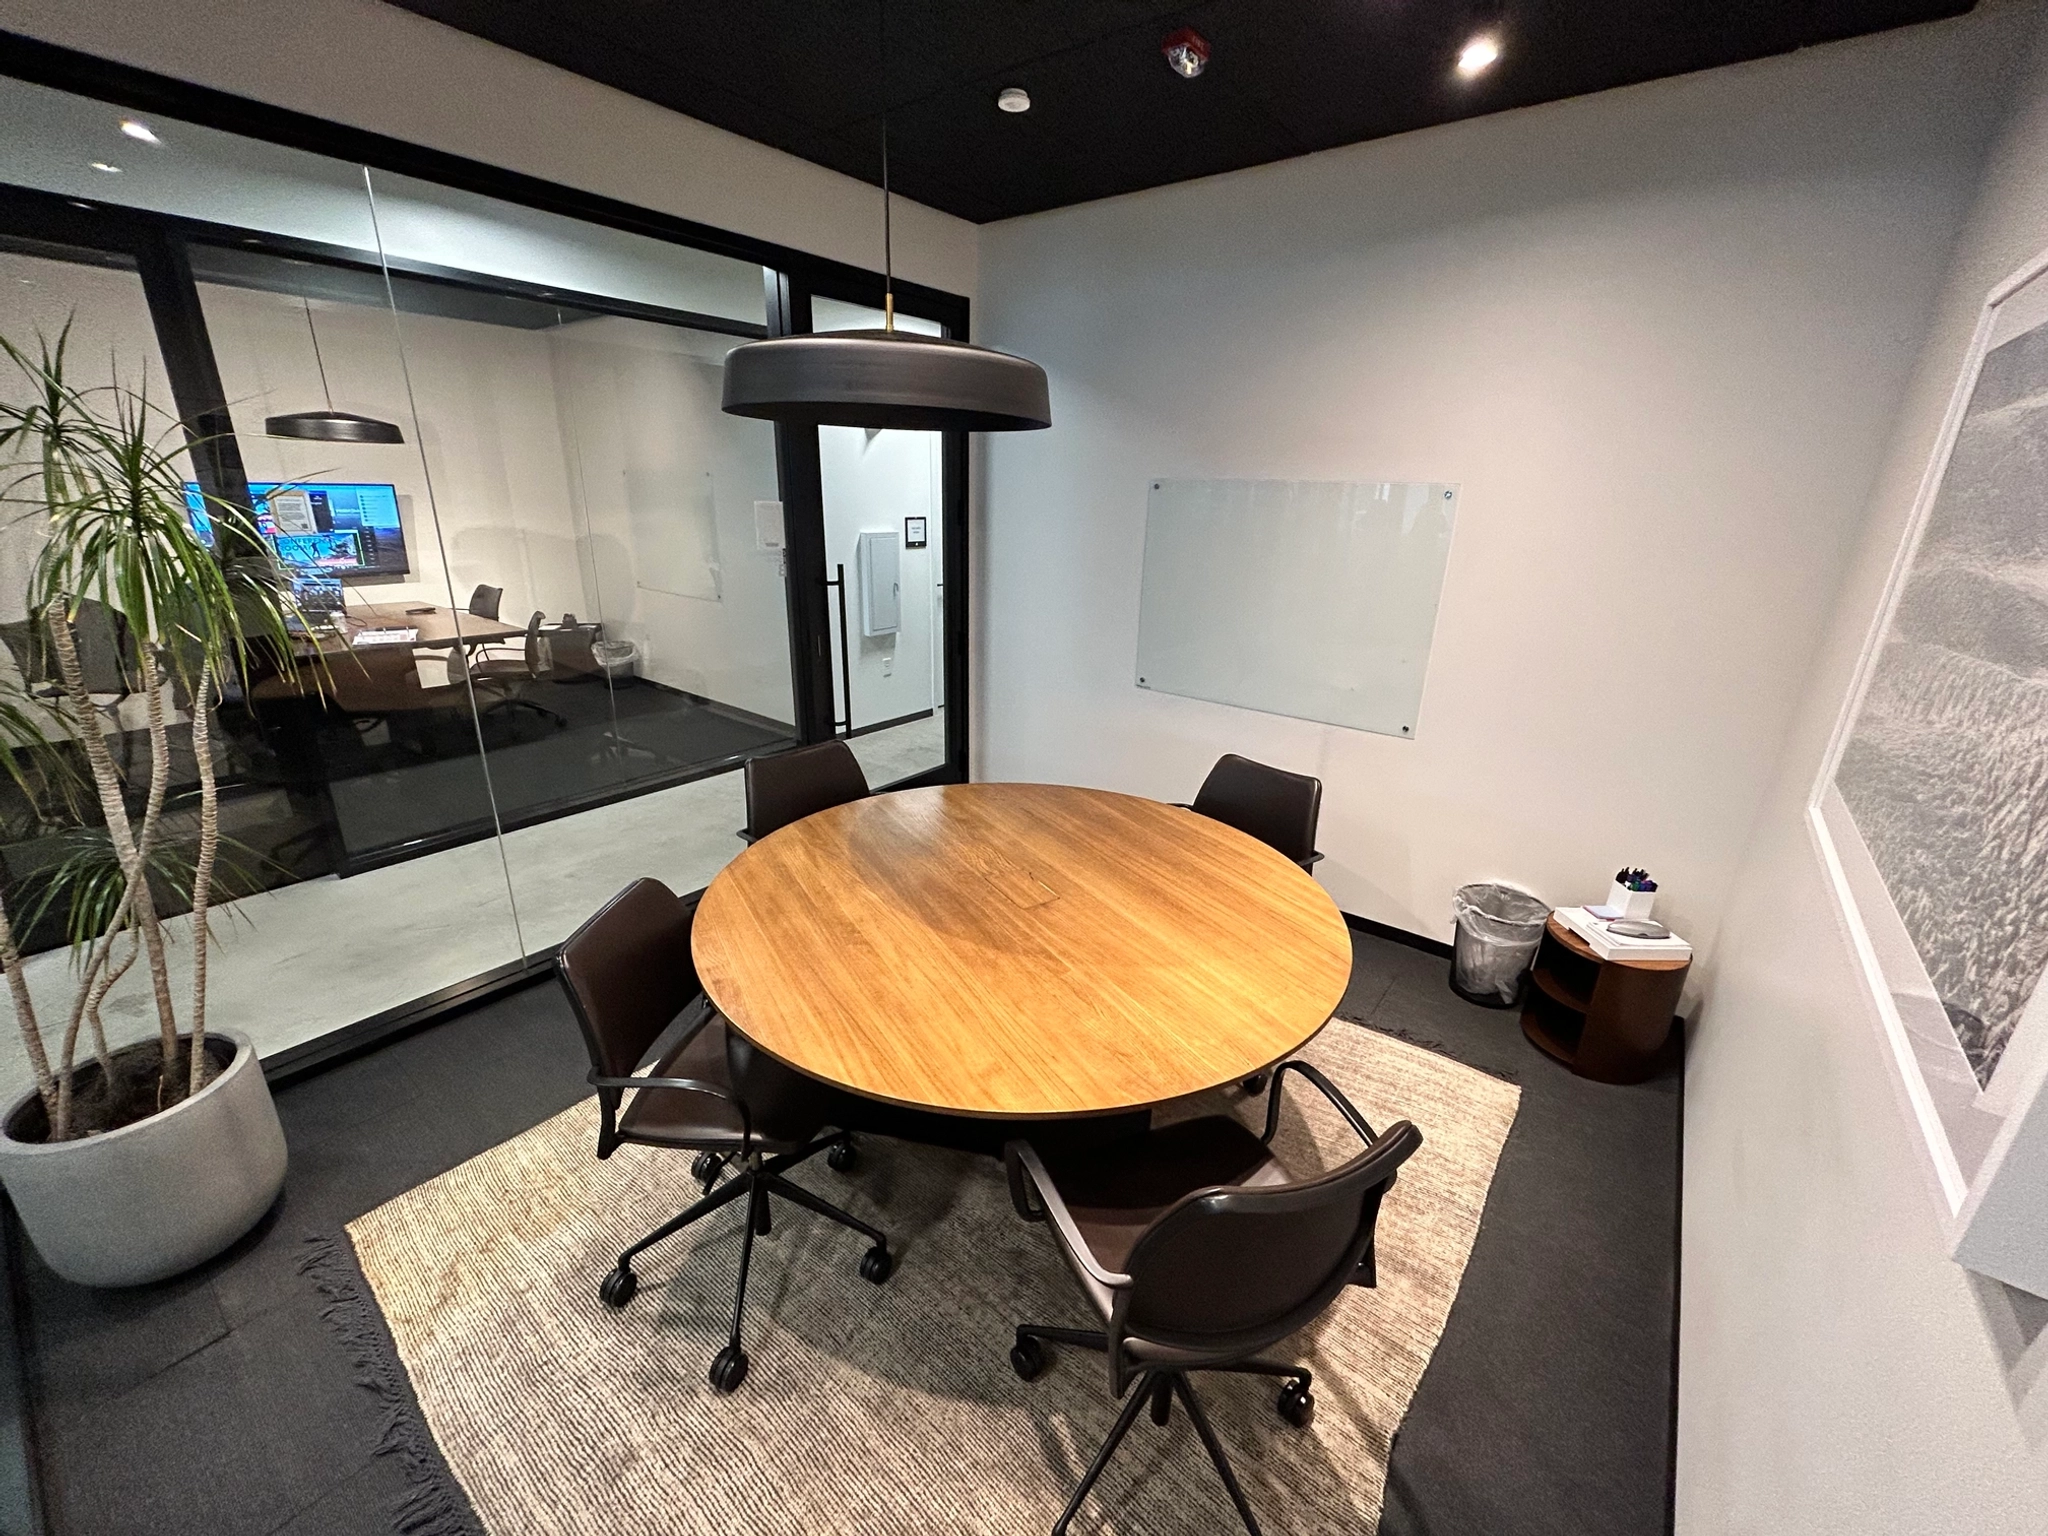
[1162,27,1210,79]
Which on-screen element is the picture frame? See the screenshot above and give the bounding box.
[1810,239,2048,1299]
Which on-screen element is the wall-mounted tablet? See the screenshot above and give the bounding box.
[183,482,410,579]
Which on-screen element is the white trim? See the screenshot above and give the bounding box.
[1808,238,2048,1291]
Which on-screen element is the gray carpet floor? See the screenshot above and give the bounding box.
[9,927,1679,1536]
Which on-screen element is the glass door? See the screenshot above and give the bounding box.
[813,299,949,786]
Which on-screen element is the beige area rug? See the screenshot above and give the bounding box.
[344,1022,1519,1535]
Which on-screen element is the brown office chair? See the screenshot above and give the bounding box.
[1186,753,1328,1094]
[470,611,566,728]
[739,738,870,843]
[1189,753,1325,874]
[466,583,503,621]
[1005,1062,1421,1536]
[557,879,893,1393]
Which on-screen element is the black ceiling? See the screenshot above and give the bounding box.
[383,0,1976,224]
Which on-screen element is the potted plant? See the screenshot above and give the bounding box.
[0,327,305,1286]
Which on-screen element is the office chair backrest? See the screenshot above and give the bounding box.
[744,739,870,841]
[0,620,45,690]
[556,878,704,1081]
[1121,1119,1422,1348]
[468,584,504,622]
[523,611,547,676]
[1190,753,1322,867]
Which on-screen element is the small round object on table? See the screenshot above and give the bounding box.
[692,783,1353,1119]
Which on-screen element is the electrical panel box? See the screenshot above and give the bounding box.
[858,530,900,637]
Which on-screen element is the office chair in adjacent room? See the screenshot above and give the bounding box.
[469,611,567,730]
[1188,753,1325,874]
[739,738,870,843]
[1,599,142,777]
[557,878,893,1394]
[1005,1063,1421,1536]
[466,583,504,621]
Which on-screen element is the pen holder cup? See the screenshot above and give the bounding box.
[1605,882,1655,920]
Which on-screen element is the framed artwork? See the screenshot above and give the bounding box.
[1812,242,2048,1298]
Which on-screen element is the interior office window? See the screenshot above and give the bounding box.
[0,242,179,961]
[813,298,948,786]
[0,78,529,1070]
[359,170,796,953]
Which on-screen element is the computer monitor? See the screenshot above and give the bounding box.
[183,482,410,579]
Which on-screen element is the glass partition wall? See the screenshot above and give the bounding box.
[0,69,970,1094]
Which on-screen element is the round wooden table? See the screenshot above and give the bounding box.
[692,783,1353,1119]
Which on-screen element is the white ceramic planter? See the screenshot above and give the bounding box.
[0,1032,286,1287]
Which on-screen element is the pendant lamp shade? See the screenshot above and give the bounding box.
[721,330,1050,432]
[263,409,405,444]
[266,298,407,443]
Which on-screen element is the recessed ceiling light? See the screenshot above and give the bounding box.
[119,119,159,145]
[1162,27,1210,79]
[89,161,122,174]
[1456,34,1501,78]
[997,86,1030,113]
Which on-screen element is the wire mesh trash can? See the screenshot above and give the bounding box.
[1451,883,1550,1007]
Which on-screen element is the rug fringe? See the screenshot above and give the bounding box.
[1335,1015,1522,1086]
[299,1234,485,1536]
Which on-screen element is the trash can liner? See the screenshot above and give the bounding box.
[1450,883,1549,1007]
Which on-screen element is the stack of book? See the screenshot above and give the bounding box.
[1553,906,1692,963]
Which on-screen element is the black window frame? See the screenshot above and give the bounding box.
[0,27,973,789]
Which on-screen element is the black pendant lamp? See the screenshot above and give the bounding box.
[265,298,406,444]
[721,6,1050,433]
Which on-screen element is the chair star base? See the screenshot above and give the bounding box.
[1009,1325,1315,1536]
[600,1132,890,1392]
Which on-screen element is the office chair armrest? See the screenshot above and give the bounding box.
[1302,850,1326,869]
[1003,1140,1133,1290]
[587,1069,752,1153]
[735,828,757,845]
[1260,1059,1378,1149]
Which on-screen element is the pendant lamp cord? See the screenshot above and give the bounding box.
[880,0,894,332]
[302,298,335,411]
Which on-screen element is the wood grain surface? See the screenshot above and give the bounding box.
[692,783,1354,1118]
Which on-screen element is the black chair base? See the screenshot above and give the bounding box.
[1010,1326,1313,1536]
[601,1132,890,1392]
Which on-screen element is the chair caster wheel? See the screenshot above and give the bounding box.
[599,1266,637,1309]
[708,1345,749,1394]
[1278,1383,1315,1428]
[1243,1072,1269,1096]
[1010,1336,1048,1381]
[691,1151,725,1190]
[859,1245,893,1284]
[828,1139,859,1173]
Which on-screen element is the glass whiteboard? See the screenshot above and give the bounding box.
[1136,478,1458,737]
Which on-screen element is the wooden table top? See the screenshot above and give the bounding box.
[1545,913,1690,971]
[335,602,525,650]
[692,782,1354,1119]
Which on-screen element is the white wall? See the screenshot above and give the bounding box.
[1677,5,2048,1530]
[0,0,977,302]
[552,316,793,721]
[974,10,2024,957]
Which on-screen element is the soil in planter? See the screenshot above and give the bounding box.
[5,1036,236,1144]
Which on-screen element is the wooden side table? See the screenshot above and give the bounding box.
[1521,915,1687,1085]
